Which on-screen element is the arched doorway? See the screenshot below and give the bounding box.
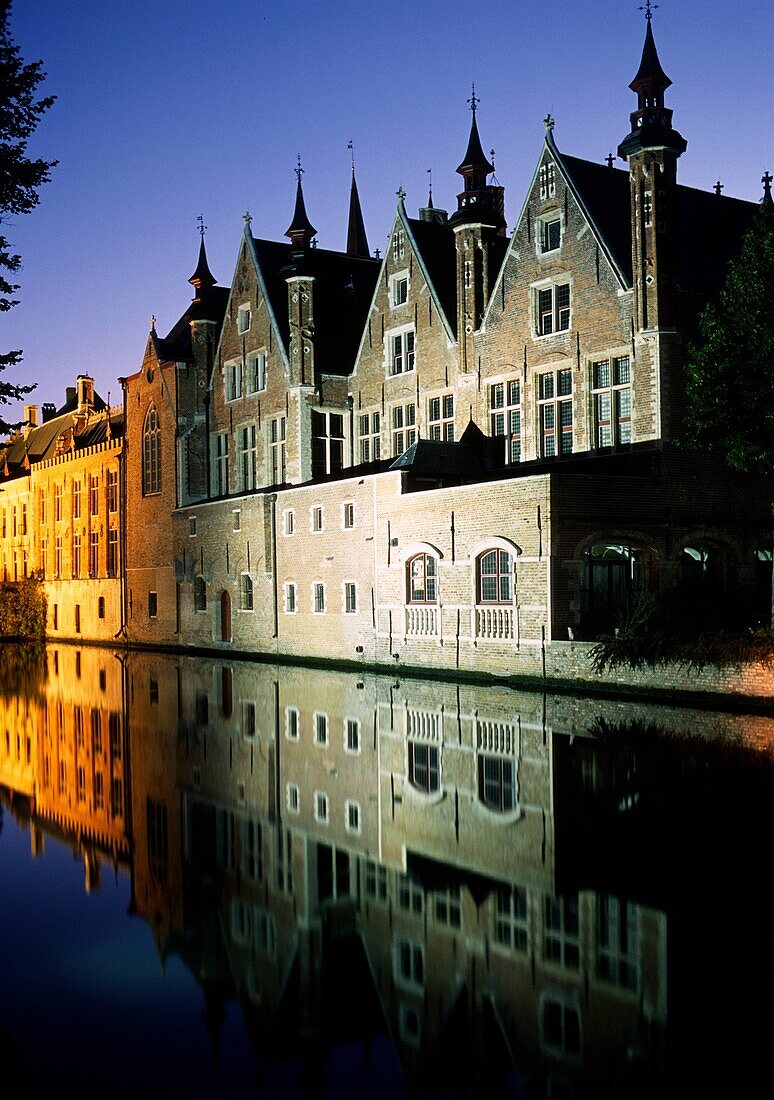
[220,590,232,642]
[582,543,649,636]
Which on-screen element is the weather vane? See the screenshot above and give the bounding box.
[467,83,479,114]
[347,139,355,170]
[396,185,406,201]
[427,168,433,204]
[197,214,206,238]
[639,0,657,21]
[295,154,304,183]
[543,113,555,132]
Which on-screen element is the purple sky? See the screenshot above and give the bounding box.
[3,0,772,422]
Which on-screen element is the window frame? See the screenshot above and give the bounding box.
[386,324,416,377]
[236,303,252,334]
[533,279,571,338]
[406,551,439,605]
[537,367,574,457]
[591,354,633,448]
[224,359,243,403]
[246,349,267,394]
[142,406,161,496]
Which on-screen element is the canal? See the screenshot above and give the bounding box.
[1,644,772,1097]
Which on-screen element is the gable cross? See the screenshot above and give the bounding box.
[763,171,773,201]
[714,181,723,196]
[606,153,615,168]
[543,113,555,132]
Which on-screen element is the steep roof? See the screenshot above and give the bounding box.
[154,287,230,363]
[1,403,123,479]
[559,152,757,294]
[406,216,458,337]
[346,169,370,258]
[251,237,379,375]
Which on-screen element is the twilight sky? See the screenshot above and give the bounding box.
[3,0,772,421]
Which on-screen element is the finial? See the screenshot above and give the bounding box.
[243,210,252,226]
[150,314,156,331]
[396,185,406,202]
[763,171,773,202]
[543,113,555,133]
[467,83,480,114]
[490,148,496,171]
[427,168,433,207]
[639,0,657,21]
[295,154,304,184]
[606,153,615,168]
[347,139,355,171]
[714,180,723,196]
[374,247,381,260]
[197,214,206,239]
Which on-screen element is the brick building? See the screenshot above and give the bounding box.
[4,18,769,666]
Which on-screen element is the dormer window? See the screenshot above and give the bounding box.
[237,304,251,333]
[391,272,408,307]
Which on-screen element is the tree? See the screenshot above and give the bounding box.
[683,196,774,476]
[0,1,56,434]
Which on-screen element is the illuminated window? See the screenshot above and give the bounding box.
[142,406,161,495]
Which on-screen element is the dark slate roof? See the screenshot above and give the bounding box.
[407,217,458,336]
[346,170,370,258]
[457,113,495,176]
[55,387,106,417]
[630,20,672,92]
[252,237,380,375]
[390,437,486,479]
[154,286,229,362]
[2,404,123,479]
[559,153,757,294]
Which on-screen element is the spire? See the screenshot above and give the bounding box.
[629,14,672,106]
[188,218,216,299]
[346,146,369,258]
[285,156,317,249]
[456,85,494,181]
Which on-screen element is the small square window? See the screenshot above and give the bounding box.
[189,516,197,537]
[283,509,295,536]
[233,509,241,533]
[148,591,158,618]
[286,783,300,813]
[539,217,561,253]
[343,502,355,529]
[392,274,408,307]
[286,707,299,740]
[311,506,323,533]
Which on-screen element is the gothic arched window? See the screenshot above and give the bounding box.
[142,406,161,496]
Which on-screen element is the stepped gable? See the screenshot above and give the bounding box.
[253,236,379,375]
[406,216,458,337]
[558,151,756,294]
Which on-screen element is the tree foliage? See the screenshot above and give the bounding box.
[0,1,56,433]
[684,198,774,476]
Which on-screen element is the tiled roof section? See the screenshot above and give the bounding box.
[73,410,124,449]
[55,388,106,417]
[252,238,380,375]
[407,217,458,337]
[154,287,230,363]
[560,154,757,294]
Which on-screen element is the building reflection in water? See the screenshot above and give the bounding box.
[1,644,772,1097]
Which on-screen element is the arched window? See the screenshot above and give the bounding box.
[194,576,207,612]
[477,549,514,603]
[240,574,254,611]
[406,553,438,604]
[142,406,161,496]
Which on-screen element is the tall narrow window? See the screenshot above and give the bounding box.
[392,402,416,456]
[311,410,345,478]
[269,417,286,485]
[406,553,438,603]
[142,406,161,495]
[358,411,381,463]
[247,351,267,393]
[73,480,82,519]
[239,424,257,491]
[240,574,254,611]
[89,531,99,577]
[389,329,415,375]
[428,394,455,441]
[107,470,118,513]
[215,433,229,495]
[489,380,521,464]
[73,533,82,578]
[592,356,632,447]
[538,369,573,457]
[194,576,207,612]
[89,474,99,515]
[107,529,118,577]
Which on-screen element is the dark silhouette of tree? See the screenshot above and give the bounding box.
[684,196,774,476]
[0,1,56,434]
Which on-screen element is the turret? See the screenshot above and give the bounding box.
[618,8,686,331]
[346,150,370,258]
[284,160,318,386]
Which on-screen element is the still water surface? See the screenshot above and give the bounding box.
[1,644,772,1098]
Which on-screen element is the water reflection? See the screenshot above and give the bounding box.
[1,644,772,1097]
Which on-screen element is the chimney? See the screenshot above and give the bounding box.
[23,404,39,438]
[42,403,56,423]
